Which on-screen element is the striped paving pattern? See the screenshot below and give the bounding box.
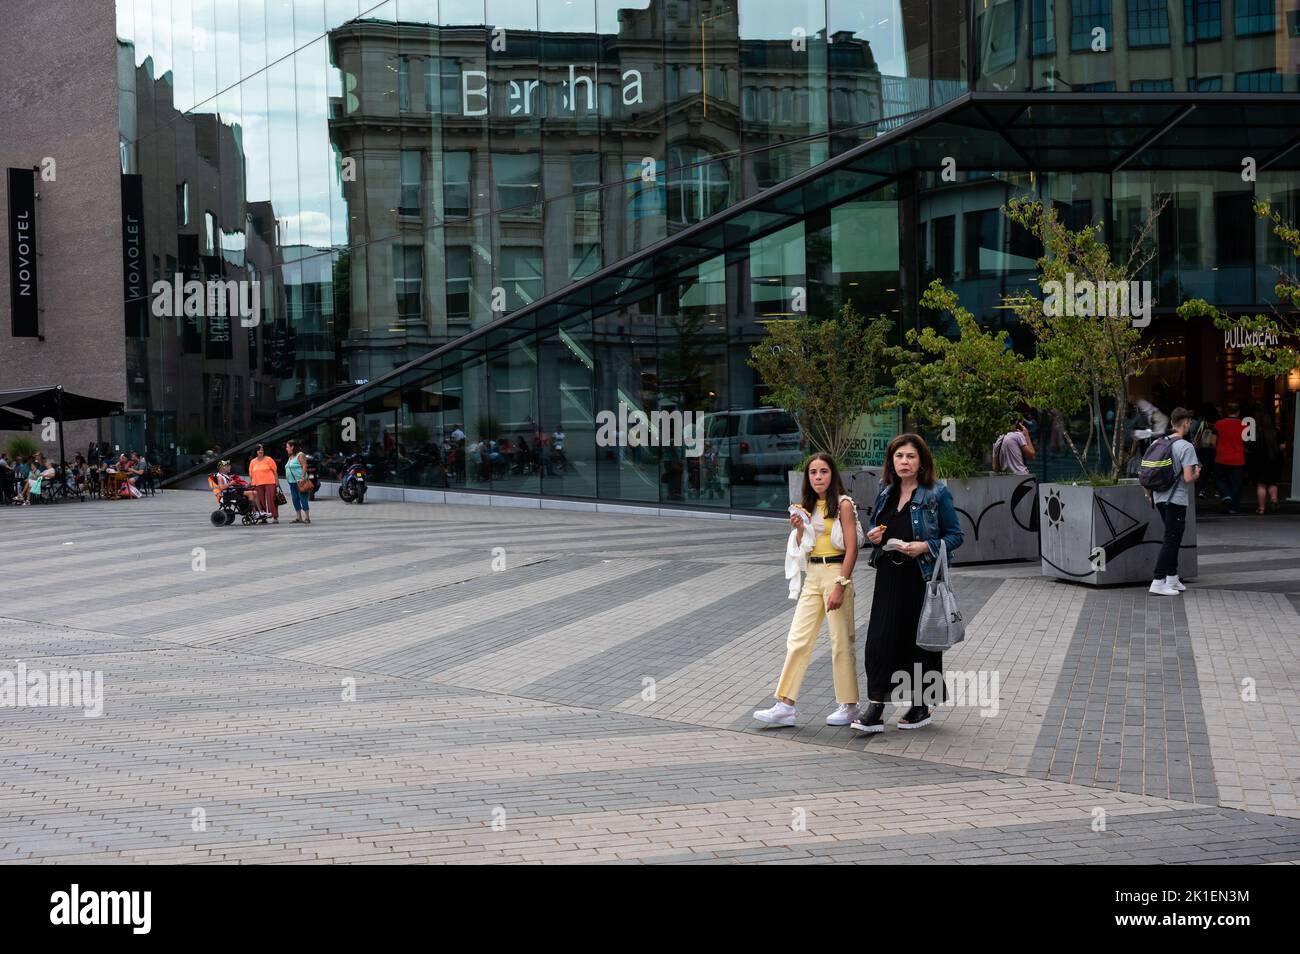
[1,491,1298,863]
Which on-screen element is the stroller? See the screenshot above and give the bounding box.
[208,473,272,526]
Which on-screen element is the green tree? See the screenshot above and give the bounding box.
[1003,196,1164,480]
[1178,200,1300,378]
[888,279,1027,469]
[747,302,893,464]
[5,435,40,460]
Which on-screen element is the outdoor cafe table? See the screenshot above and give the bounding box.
[103,471,129,499]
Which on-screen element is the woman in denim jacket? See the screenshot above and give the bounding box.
[850,433,963,734]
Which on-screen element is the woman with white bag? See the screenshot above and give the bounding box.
[851,434,963,734]
[754,453,865,728]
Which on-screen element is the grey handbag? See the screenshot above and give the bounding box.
[916,540,965,651]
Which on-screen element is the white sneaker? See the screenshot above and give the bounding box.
[1166,575,1186,591]
[1149,579,1180,596]
[753,701,797,726]
[826,703,860,726]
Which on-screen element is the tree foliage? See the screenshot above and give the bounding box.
[1002,196,1162,480]
[748,302,894,464]
[888,279,1027,469]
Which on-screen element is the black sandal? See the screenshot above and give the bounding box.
[898,705,932,729]
[850,702,886,734]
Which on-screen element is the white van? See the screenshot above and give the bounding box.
[702,408,805,483]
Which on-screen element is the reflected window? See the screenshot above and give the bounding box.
[204,210,216,255]
[981,0,1021,71]
[392,244,423,324]
[1235,0,1275,36]
[399,55,411,111]
[667,144,730,225]
[571,243,600,279]
[964,210,998,275]
[1184,0,1223,40]
[446,246,471,322]
[176,182,189,227]
[443,151,470,218]
[1033,0,1057,54]
[1071,0,1113,50]
[1236,68,1284,90]
[1191,75,1223,90]
[499,247,543,310]
[492,153,541,217]
[932,215,955,282]
[1127,0,1170,46]
[400,150,422,216]
[426,58,461,114]
[1131,78,1175,90]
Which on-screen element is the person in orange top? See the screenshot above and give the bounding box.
[248,443,280,523]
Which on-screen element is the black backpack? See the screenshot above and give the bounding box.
[1138,436,1180,492]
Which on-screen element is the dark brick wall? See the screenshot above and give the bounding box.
[0,0,123,454]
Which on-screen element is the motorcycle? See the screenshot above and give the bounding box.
[339,458,367,504]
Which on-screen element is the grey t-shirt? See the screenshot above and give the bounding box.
[1153,437,1200,506]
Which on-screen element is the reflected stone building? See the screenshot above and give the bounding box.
[0,0,1297,509]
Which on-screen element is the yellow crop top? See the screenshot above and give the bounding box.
[809,499,844,557]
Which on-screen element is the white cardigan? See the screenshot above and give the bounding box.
[784,505,814,599]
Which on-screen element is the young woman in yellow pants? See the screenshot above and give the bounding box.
[754,452,861,728]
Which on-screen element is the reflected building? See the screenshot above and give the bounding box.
[0,0,1296,508]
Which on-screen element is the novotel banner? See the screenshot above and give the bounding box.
[121,174,148,338]
[7,167,38,337]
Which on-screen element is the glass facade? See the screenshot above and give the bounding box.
[117,1,1298,511]
[978,0,1300,92]
[117,0,965,476]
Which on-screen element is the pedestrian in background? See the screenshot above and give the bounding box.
[249,443,280,524]
[992,420,1035,475]
[1193,403,1218,500]
[1212,402,1247,514]
[284,439,311,525]
[1246,405,1285,514]
[1146,408,1200,596]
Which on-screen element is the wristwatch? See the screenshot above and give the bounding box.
[834,575,852,588]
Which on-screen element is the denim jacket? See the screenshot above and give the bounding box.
[868,480,964,582]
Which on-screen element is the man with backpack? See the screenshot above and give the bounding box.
[1141,407,1201,596]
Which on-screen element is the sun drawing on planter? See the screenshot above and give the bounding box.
[1044,488,1066,529]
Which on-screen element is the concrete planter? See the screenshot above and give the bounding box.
[1038,481,1197,586]
[789,470,1037,565]
[942,474,1040,565]
[788,468,881,508]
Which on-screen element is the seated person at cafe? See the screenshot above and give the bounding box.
[18,454,55,505]
[0,452,13,504]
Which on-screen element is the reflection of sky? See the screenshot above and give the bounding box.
[117,0,914,254]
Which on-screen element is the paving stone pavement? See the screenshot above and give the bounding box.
[1,491,1298,864]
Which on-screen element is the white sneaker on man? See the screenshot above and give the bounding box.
[753,701,797,726]
[1149,578,1181,596]
[1166,575,1186,591]
[826,703,861,726]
